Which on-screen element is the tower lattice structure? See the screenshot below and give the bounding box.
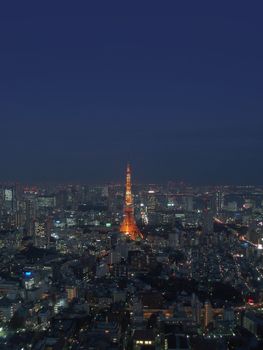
[120,164,143,240]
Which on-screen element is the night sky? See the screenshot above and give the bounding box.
[1,2,263,184]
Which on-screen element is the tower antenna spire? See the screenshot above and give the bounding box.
[120,163,142,240]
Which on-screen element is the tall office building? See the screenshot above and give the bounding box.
[191,294,201,325]
[34,217,51,248]
[202,209,214,235]
[215,190,224,214]
[3,186,16,211]
[204,300,213,327]
[25,199,36,236]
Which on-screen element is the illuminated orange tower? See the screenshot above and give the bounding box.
[120,164,143,240]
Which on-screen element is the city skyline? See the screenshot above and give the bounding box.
[1,166,263,349]
[1,3,263,349]
[1,2,263,184]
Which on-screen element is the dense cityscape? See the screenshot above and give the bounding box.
[1,2,263,349]
[0,165,263,349]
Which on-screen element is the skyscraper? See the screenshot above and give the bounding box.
[25,199,36,237]
[120,164,143,240]
[202,209,214,235]
[204,300,213,328]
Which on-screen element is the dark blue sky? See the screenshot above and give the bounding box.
[1,2,263,184]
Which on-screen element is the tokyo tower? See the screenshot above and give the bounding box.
[120,164,143,240]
